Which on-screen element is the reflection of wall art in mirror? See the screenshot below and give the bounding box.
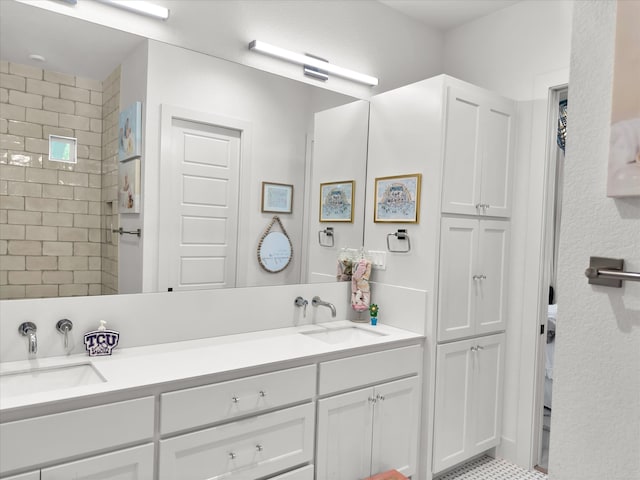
[119,158,141,214]
[257,216,293,273]
[119,101,142,161]
[320,180,355,222]
[374,173,422,223]
[261,182,293,213]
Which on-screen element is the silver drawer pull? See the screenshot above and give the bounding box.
[232,396,240,404]
[368,396,377,404]
[476,345,485,350]
[259,390,267,397]
[256,444,263,452]
[376,394,385,401]
[229,452,236,460]
[470,346,477,352]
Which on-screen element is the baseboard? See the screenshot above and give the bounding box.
[496,435,518,464]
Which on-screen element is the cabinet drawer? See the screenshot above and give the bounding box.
[0,397,154,475]
[161,364,316,434]
[270,465,314,480]
[41,443,154,480]
[159,403,314,480]
[318,345,421,395]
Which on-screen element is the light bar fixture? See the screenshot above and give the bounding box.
[97,0,170,20]
[248,40,378,87]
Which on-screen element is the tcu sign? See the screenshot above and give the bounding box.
[84,329,120,356]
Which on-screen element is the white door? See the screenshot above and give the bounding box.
[475,220,510,336]
[481,97,515,218]
[371,376,420,477]
[433,338,475,474]
[470,333,505,455]
[438,217,478,342]
[316,388,374,480]
[161,118,240,291]
[41,444,154,480]
[441,86,483,216]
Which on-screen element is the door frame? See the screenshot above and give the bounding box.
[158,105,252,291]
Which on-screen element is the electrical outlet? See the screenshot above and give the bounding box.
[369,250,387,270]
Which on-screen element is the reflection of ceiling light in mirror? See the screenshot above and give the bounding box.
[28,54,46,62]
[96,0,170,20]
[248,40,378,87]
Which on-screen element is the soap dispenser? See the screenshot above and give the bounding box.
[84,320,120,357]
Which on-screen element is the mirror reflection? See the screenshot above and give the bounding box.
[0,2,369,300]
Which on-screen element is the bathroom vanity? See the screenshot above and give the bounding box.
[0,321,423,480]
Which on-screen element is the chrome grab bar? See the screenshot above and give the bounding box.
[585,256,640,288]
[112,227,142,237]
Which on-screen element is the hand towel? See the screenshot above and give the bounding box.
[351,258,371,312]
[337,259,353,281]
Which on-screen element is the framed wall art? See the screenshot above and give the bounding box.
[374,173,422,223]
[320,180,354,222]
[261,182,293,214]
[118,101,142,161]
[119,158,141,214]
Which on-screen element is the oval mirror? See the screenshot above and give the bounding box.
[258,231,293,273]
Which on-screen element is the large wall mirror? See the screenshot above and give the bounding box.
[0,1,369,300]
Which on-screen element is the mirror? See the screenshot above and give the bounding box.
[258,232,293,274]
[0,2,369,300]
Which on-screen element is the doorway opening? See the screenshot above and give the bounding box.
[533,84,568,474]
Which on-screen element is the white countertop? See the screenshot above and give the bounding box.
[0,321,423,414]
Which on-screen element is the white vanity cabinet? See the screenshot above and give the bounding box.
[2,473,39,480]
[315,346,421,479]
[441,85,516,218]
[437,217,509,342]
[432,333,505,474]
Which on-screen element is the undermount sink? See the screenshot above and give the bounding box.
[0,363,106,398]
[300,326,387,345]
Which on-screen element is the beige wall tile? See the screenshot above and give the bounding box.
[26,78,59,98]
[1,196,25,210]
[89,174,101,189]
[74,186,100,201]
[89,256,101,270]
[0,209,6,223]
[0,164,26,181]
[0,224,25,240]
[8,210,41,225]
[90,91,102,106]
[42,241,72,256]
[0,61,8,74]
[58,226,88,242]
[8,181,42,197]
[26,225,57,241]
[42,270,73,284]
[8,270,41,284]
[9,63,42,80]
[74,214,100,228]
[76,130,101,147]
[0,117,7,133]
[0,285,26,299]
[0,73,26,91]
[89,146,102,161]
[26,107,58,126]
[59,113,90,131]
[88,283,102,296]
[59,283,88,296]
[58,255,87,270]
[7,120,42,138]
[26,255,57,270]
[7,240,41,255]
[90,118,102,133]
[7,152,39,168]
[26,197,63,212]
[0,134,25,151]
[43,97,74,114]
[44,70,74,86]
[74,242,100,256]
[74,270,101,284]
[25,284,58,298]
[75,102,101,120]
[75,76,102,92]
[0,239,7,254]
[2,104,26,121]
[58,199,87,214]
[59,171,88,187]
[25,137,48,154]
[1,255,25,270]
[60,85,90,103]
[89,228,101,243]
[26,168,58,185]
[42,212,73,227]
[0,269,6,285]
[43,126,73,138]
[76,144,89,158]
[43,184,74,200]
[9,90,42,109]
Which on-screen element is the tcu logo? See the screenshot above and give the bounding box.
[84,330,120,356]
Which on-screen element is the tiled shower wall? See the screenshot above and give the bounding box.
[0,61,110,299]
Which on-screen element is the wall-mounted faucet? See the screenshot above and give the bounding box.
[294,296,308,317]
[56,318,73,350]
[18,322,37,355]
[312,296,336,318]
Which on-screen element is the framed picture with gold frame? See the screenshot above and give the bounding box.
[261,182,293,214]
[374,173,421,223]
[319,180,354,222]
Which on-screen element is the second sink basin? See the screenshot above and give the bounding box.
[301,326,387,345]
[0,363,106,398]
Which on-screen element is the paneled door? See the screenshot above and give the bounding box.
[160,117,240,291]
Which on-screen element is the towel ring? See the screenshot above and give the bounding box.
[386,229,411,253]
[318,227,334,248]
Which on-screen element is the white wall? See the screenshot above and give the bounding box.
[442,0,573,467]
[551,1,640,478]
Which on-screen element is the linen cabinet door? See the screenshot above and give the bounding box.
[432,338,475,474]
[475,220,509,337]
[469,333,505,456]
[370,376,420,477]
[41,444,154,480]
[437,217,478,342]
[441,86,484,216]
[480,97,515,218]
[316,388,374,480]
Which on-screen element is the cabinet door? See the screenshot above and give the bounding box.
[432,338,475,474]
[470,333,505,456]
[475,221,509,337]
[371,376,420,477]
[41,444,153,480]
[438,217,478,342]
[316,388,374,480]
[442,86,484,216]
[480,97,515,218]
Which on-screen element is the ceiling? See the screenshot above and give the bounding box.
[378,0,521,31]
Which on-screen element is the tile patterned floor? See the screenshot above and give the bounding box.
[436,456,547,480]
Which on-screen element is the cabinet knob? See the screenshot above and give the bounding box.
[256,444,263,452]
[229,452,236,460]
[368,396,377,404]
[259,390,267,397]
[472,275,480,280]
[476,345,485,350]
[470,346,477,352]
[480,274,487,280]
[231,396,240,404]
[376,394,385,401]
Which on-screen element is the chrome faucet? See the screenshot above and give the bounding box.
[294,296,308,317]
[19,322,37,355]
[312,296,336,317]
[56,318,73,350]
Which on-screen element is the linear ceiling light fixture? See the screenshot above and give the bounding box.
[248,40,378,87]
[97,0,170,20]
